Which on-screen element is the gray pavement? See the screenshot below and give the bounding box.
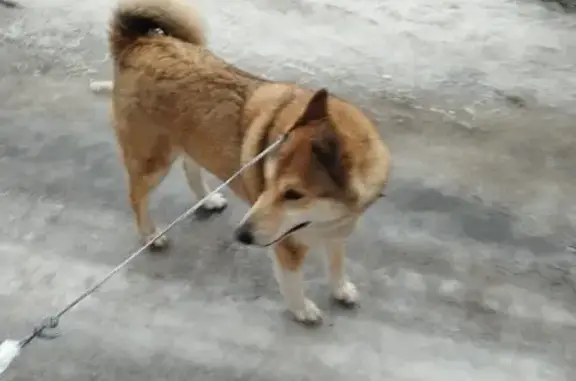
[1,0,575,380]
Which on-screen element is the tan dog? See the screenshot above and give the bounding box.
[103,0,390,324]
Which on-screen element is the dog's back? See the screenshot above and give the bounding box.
[110,0,270,184]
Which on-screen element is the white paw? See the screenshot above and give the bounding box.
[144,233,170,251]
[201,192,228,211]
[333,281,359,307]
[291,299,323,325]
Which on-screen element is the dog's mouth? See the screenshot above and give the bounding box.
[261,221,311,247]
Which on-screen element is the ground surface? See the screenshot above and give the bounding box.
[1,0,575,380]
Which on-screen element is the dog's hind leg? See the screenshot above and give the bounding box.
[182,156,227,213]
[128,166,171,250]
[120,132,175,251]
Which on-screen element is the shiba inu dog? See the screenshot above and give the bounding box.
[102,0,390,324]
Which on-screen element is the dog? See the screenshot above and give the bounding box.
[100,0,390,324]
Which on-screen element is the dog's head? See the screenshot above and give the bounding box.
[235,88,358,247]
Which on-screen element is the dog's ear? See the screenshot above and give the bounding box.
[295,88,329,126]
[311,123,347,188]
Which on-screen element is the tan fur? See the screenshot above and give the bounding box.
[107,0,390,323]
[275,239,308,272]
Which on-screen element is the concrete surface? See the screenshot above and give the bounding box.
[541,0,576,12]
[1,0,575,380]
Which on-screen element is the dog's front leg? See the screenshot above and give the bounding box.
[325,240,358,307]
[272,240,322,325]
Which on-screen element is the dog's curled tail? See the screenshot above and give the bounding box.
[110,0,206,59]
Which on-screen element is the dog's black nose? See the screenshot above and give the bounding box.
[235,227,254,245]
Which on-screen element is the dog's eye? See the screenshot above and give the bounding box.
[283,189,304,200]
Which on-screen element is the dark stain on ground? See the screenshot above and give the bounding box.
[0,0,21,9]
[391,186,560,255]
[541,0,576,12]
[0,142,28,158]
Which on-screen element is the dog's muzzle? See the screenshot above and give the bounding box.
[234,221,311,247]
